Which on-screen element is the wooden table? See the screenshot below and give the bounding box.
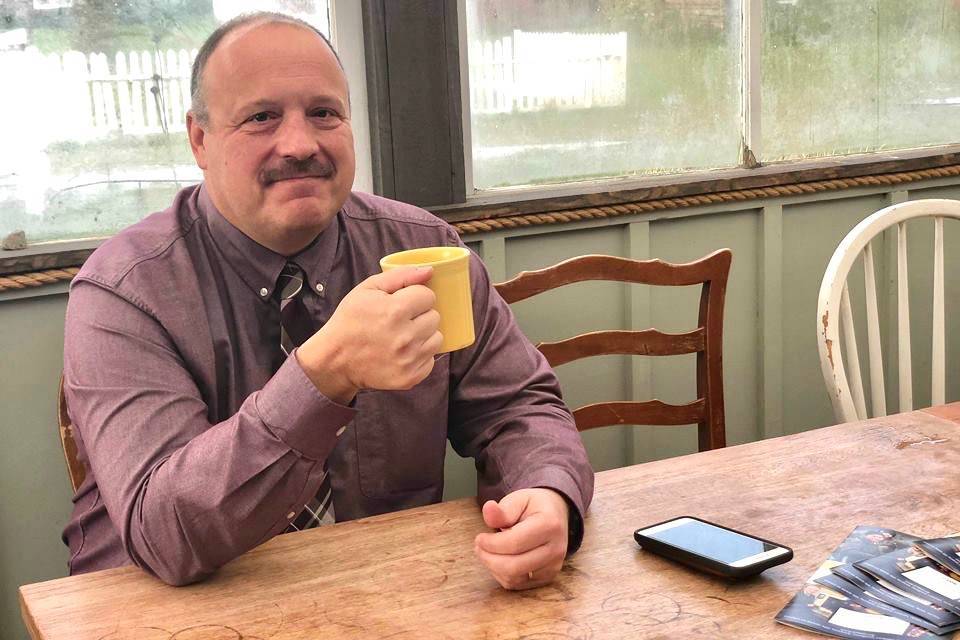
[20,405,960,639]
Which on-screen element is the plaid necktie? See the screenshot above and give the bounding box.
[275,263,336,531]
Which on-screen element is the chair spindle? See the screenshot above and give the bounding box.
[840,284,867,420]
[897,222,913,412]
[862,243,886,417]
[933,216,945,405]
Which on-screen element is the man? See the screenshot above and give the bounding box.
[62,12,593,590]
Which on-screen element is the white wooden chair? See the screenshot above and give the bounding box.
[817,199,960,424]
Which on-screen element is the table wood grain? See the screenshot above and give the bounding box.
[20,407,960,639]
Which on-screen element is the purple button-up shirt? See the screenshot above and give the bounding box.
[62,184,593,585]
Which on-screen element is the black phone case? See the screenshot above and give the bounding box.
[633,516,793,579]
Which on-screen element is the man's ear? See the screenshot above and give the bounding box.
[186,111,208,170]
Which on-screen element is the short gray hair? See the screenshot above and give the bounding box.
[190,12,343,125]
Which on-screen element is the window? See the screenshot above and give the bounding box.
[464,0,742,191]
[0,0,370,245]
[762,1,960,162]
[463,0,960,193]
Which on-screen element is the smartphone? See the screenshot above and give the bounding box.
[633,516,793,578]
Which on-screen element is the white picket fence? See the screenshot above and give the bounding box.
[0,46,196,144]
[469,30,628,114]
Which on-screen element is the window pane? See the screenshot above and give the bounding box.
[0,0,330,244]
[762,0,960,162]
[465,0,742,191]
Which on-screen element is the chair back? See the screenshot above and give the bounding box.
[58,375,86,492]
[495,249,732,451]
[817,198,960,423]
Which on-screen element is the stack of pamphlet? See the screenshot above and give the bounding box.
[776,526,960,638]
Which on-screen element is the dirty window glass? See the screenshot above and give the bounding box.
[464,0,743,191]
[465,0,960,192]
[762,0,960,162]
[0,0,330,244]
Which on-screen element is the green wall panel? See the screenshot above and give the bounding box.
[0,295,73,640]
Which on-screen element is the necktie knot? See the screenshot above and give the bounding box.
[276,263,305,302]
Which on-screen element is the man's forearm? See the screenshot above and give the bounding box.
[121,391,327,584]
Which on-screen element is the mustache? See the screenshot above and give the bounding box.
[260,157,335,185]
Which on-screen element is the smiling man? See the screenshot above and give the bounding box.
[62,12,593,590]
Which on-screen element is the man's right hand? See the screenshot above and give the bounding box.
[296,266,443,404]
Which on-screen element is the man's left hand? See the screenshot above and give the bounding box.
[474,488,569,590]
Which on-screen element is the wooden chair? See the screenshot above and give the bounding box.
[58,375,86,492]
[494,249,732,451]
[817,199,960,424]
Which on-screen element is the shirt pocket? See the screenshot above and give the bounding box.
[353,354,450,498]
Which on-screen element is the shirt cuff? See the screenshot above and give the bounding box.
[254,352,357,461]
[564,495,585,555]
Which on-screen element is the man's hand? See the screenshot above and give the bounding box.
[474,488,570,590]
[297,266,443,403]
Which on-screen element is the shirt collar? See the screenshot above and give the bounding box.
[198,183,341,301]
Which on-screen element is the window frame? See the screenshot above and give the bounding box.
[435,0,960,214]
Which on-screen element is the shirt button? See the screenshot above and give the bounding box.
[316,283,325,293]
[259,287,269,298]
[336,426,346,437]
[286,511,296,520]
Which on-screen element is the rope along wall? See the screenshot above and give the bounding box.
[3,164,959,293]
[452,166,960,233]
[0,268,79,293]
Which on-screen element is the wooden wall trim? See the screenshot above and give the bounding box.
[759,204,784,439]
[450,164,960,235]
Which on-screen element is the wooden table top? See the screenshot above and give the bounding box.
[20,405,960,639]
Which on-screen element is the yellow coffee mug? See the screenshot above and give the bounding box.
[379,246,475,353]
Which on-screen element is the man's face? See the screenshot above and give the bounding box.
[187,22,355,255]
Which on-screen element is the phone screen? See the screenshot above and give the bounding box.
[641,518,777,564]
